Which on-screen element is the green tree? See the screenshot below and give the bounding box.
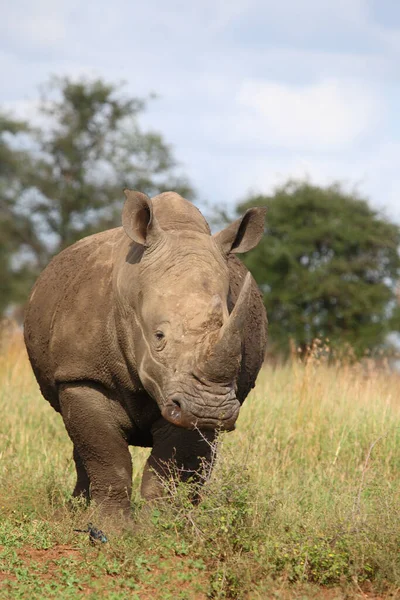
[0,76,194,315]
[0,115,37,315]
[238,180,400,356]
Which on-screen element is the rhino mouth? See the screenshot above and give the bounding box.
[161,393,240,431]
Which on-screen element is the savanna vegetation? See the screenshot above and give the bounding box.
[1,75,399,361]
[238,181,400,357]
[1,74,400,599]
[1,330,399,599]
[0,76,193,314]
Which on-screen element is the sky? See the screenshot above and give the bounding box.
[1,0,400,222]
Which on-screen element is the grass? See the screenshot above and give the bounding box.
[0,330,399,599]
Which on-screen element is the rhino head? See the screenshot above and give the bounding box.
[120,190,266,432]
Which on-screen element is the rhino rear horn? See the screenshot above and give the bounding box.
[122,189,165,247]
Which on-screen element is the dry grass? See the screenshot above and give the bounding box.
[0,330,399,599]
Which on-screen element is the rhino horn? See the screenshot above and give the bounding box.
[202,273,252,381]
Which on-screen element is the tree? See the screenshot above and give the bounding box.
[0,115,37,315]
[0,76,194,315]
[238,181,400,356]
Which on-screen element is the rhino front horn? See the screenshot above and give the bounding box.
[203,273,252,381]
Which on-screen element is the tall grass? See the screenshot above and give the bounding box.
[0,330,399,598]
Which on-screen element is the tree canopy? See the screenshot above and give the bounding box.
[0,115,36,315]
[1,77,399,357]
[238,181,400,356]
[0,76,194,315]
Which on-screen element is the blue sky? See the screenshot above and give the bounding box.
[1,0,400,222]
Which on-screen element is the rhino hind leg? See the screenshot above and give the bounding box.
[59,382,133,519]
[141,419,216,501]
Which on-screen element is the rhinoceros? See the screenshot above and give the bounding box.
[24,190,267,518]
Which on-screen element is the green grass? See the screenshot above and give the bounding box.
[0,332,399,599]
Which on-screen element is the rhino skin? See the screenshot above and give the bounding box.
[24,190,267,518]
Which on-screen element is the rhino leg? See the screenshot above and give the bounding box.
[59,383,133,518]
[72,447,90,501]
[141,419,216,500]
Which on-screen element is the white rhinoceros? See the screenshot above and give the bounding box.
[24,190,267,518]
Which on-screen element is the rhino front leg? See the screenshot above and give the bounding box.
[141,419,216,500]
[72,447,90,501]
[59,382,133,519]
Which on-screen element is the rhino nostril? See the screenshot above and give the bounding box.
[165,397,183,422]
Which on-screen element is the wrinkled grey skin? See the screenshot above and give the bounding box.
[24,191,267,519]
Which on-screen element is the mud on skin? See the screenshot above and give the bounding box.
[24,189,267,520]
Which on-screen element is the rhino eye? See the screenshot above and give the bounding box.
[154,330,166,351]
[154,330,165,344]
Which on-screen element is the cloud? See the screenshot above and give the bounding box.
[236,77,383,150]
[192,142,400,224]
[0,0,71,51]
[1,0,399,225]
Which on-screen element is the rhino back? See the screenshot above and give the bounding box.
[24,227,133,411]
[227,256,267,403]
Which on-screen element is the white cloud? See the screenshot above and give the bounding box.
[237,78,383,150]
[0,0,71,49]
[193,143,400,224]
[0,0,399,226]
[206,0,255,32]
[2,99,41,122]
[241,0,369,36]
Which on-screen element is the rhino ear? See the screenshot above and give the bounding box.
[213,207,267,255]
[122,189,164,246]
